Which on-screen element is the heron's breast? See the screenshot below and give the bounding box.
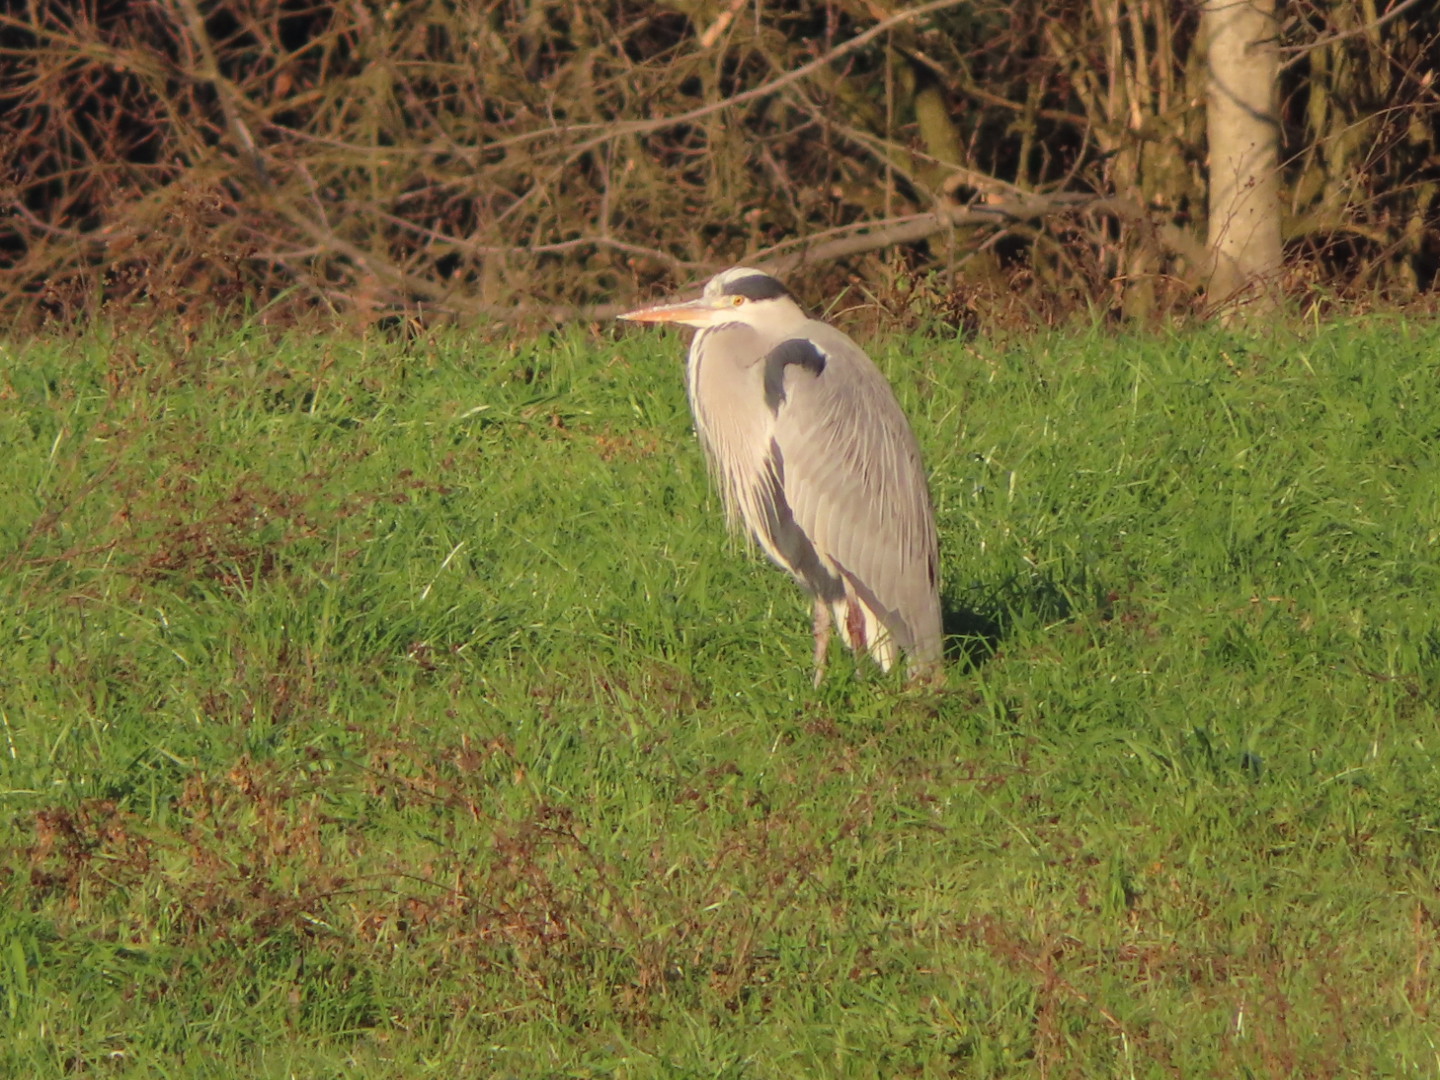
[689,324,774,446]
[688,324,779,514]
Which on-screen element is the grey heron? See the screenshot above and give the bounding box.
[618,267,942,683]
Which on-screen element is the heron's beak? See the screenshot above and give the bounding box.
[616,297,724,327]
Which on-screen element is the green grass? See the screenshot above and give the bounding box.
[2,317,1439,1078]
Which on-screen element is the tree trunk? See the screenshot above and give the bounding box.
[1202,0,1282,317]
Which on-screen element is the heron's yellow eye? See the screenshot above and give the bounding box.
[732,296,745,306]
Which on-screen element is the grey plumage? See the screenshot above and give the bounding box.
[618,267,942,682]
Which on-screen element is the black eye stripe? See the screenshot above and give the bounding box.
[719,274,792,302]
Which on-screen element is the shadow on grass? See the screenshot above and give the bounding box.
[941,571,1075,671]
[942,599,1004,670]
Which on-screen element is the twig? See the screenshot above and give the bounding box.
[481,0,974,159]
[782,87,1021,202]
[365,210,705,275]
[698,0,749,49]
[1278,0,1424,72]
[166,0,270,185]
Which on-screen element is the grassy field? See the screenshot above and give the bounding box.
[1,315,1438,1078]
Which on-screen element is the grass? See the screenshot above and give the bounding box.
[1,315,1439,1077]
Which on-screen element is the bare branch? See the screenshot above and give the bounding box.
[482,0,975,160]
[165,0,270,185]
[4,0,1431,327]
[752,195,1206,277]
[1278,0,1425,72]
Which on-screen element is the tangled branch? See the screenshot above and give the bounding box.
[0,0,1434,329]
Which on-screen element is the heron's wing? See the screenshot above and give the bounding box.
[763,323,942,664]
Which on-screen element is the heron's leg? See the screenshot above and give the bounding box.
[811,599,831,687]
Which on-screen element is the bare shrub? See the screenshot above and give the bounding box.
[0,0,1435,330]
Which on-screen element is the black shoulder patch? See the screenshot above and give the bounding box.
[720,273,793,302]
[763,337,827,413]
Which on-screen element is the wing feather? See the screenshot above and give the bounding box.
[768,322,942,666]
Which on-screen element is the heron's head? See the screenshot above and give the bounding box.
[617,267,805,331]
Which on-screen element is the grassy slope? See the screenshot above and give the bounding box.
[1,318,1438,1078]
